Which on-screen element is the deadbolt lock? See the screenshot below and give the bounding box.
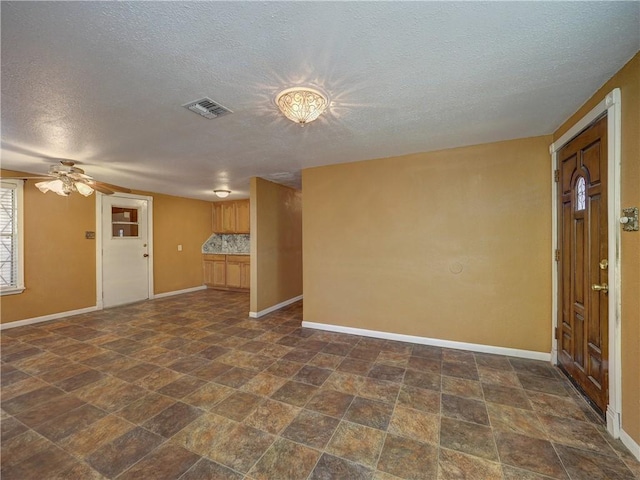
[599,259,608,270]
[620,207,639,232]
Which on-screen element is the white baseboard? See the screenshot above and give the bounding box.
[153,285,207,299]
[249,295,303,318]
[1,306,99,330]
[607,406,622,438]
[301,321,551,361]
[621,429,640,461]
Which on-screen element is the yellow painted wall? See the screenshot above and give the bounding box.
[0,170,212,324]
[303,136,553,352]
[250,177,302,313]
[0,169,96,323]
[553,52,640,444]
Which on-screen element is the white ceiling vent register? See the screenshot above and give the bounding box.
[183,98,232,119]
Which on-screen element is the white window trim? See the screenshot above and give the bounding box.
[0,179,25,296]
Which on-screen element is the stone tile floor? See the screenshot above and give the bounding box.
[1,289,639,479]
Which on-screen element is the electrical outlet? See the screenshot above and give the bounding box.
[177,244,183,251]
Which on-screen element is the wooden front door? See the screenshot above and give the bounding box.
[557,114,608,414]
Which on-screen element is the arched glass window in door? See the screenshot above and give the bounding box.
[576,176,586,211]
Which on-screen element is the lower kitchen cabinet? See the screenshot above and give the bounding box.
[203,254,249,291]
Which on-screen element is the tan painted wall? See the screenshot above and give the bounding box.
[303,136,553,352]
[0,169,96,323]
[250,177,302,313]
[148,192,212,295]
[553,52,640,444]
[0,170,212,324]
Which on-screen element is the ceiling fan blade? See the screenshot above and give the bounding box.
[90,183,115,195]
[3,176,55,180]
[89,180,131,193]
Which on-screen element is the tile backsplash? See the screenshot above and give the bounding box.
[202,234,250,254]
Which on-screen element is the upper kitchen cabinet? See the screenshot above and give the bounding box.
[212,199,250,234]
[212,203,223,232]
[235,201,250,233]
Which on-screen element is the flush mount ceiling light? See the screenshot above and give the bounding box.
[275,87,328,126]
[214,189,231,198]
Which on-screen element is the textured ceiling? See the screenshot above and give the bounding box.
[1,2,638,200]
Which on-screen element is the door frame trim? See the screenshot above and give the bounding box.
[96,192,155,309]
[549,88,622,438]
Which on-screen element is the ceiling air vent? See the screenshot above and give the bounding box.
[183,97,232,119]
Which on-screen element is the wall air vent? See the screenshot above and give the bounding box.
[183,98,232,119]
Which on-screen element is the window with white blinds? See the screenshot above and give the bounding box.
[0,179,24,295]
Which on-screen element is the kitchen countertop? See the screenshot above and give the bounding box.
[202,233,250,255]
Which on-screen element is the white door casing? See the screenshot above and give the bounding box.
[96,192,154,308]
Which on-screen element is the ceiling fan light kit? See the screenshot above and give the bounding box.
[276,87,328,126]
[17,160,131,197]
[36,178,94,197]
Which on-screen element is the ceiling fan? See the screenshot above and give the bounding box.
[16,160,131,197]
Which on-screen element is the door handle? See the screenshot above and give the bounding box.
[143,253,149,258]
[591,283,608,293]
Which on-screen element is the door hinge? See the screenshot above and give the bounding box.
[554,169,560,182]
[555,327,560,339]
[555,249,560,261]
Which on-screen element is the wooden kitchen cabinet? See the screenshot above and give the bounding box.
[212,200,250,234]
[226,255,250,289]
[235,200,250,233]
[212,259,226,287]
[203,254,227,288]
[240,260,250,289]
[203,254,249,291]
[226,260,241,288]
[212,203,223,232]
[222,202,236,232]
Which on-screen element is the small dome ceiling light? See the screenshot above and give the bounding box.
[275,87,328,126]
[214,189,231,198]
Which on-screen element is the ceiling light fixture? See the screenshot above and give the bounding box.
[275,87,328,126]
[35,178,94,197]
[214,189,231,198]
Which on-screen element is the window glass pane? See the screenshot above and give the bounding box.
[0,184,16,287]
[112,206,139,238]
[576,177,586,211]
[112,207,138,223]
[112,224,139,237]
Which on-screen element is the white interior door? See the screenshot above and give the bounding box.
[102,195,150,307]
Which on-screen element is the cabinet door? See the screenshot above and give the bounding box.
[226,260,241,288]
[203,261,215,285]
[213,260,226,287]
[240,262,250,289]
[236,200,250,233]
[212,203,223,233]
[222,203,236,233]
